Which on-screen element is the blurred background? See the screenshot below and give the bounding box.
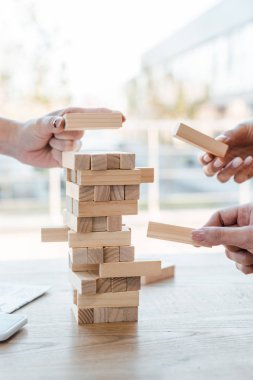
[1,0,253,261]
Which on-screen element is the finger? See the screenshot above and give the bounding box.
[225,248,253,266]
[53,130,84,140]
[203,157,227,176]
[51,149,62,166]
[217,157,244,183]
[48,107,126,122]
[235,263,253,275]
[234,156,253,183]
[192,225,253,248]
[35,116,65,137]
[198,152,214,165]
[49,138,82,152]
[202,206,241,228]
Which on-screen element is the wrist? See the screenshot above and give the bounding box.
[0,118,23,159]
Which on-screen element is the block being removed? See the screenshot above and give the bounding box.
[147,222,194,245]
[64,112,122,131]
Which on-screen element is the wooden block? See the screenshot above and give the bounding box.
[99,260,161,278]
[87,247,103,264]
[70,170,77,183]
[62,209,67,225]
[124,185,140,200]
[66,212,92,233]
[66,168,72,181]
[69,247,88,265]
[91,154,107,170]
[96,278,112,294]
[68,226,131,248]
[93,307,109,323]
[66,181,94,202]
[127,277,141,291]
[138,167,154,183]
[72,304,94,324]
[104,247,120,263]
[64,112,122,131]
[92,216,107,232]
[73,289,77,305]
[112,277,127,292]
[110,185,124,201]
[108,307,138,322]
[174,123,228,157]
[62,152,91,170]
[147,222,194,245]
[120,153,135,169]
[123,307,138,322]
[119,246,135,262]
[77,290,139,308]
[77,169,141,185]
[142,264,175,285]
[41,226,69,242]
[107,216,122,232]
[70,263,99,272]
[94,185,110,201]
[69,271,99,295]
[73,199,138,217]
[66,196,73,213]
[107,153,120,169]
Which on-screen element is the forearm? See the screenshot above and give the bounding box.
[0,117,22,158]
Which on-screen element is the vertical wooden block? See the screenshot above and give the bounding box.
[91,154,107,170]
[127,277,141,291]
[108,307,125,322]
[70,247,88,265]
[107,153,120,169]
[112,277,127,292]
[94,185,110,202]
[66,168,72,181]
[78,308,94,324]
[75,154,91,170]
[104,247,120,263]
[96,278,112,294]
[77,217,93,233]
[92,217,107,232]
[79,186,94,201]
[124,185,140,200]
[120,153,135,169]
[119,246,135,262]
[66,196,73,213]
[87,247,103,264]
[124,307,138,322]
[107,216,122,232]
[93,307,109,323]
[71,170,77,183]
[110,185,124,201]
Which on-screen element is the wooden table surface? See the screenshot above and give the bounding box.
[1,253,253,380]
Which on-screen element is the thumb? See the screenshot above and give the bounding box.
[192,226,252,249]
[34,116,65,138]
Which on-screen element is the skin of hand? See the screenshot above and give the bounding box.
[198,120,253,183]
[192,204,253,275]
[10,107,125,168]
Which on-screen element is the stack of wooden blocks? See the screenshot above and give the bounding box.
[42,148,162,324]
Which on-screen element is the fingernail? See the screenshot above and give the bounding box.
[216,134,230,143]
[244,156,253,165]
[192,229,206,243]
[232,157,243,168]
[55,117,62,129]
[203,154,212,163]
[213,158,224,168]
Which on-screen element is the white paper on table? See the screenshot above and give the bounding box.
[0,284,50,313]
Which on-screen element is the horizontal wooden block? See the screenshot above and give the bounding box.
[110,185,124,201]
[119,246,135,262]
[112,277,127,292]
[120,153,135,169]
[104,247,120,263]
[68,226,131,248]
[70,263,99,272]
[107,216,122,232]
[77,169,141,186]
[41,226,69,242]
[62,152,91,170]
[92,216,107,232]
[69,271,99,295]
[66,212,92,233]
[94,185,110,201]
[93,307,109,323]
[147,222,194,245]
[138,167,154,183]
[69,247,88,265]
[99,260,161,278]
[64,112,122,131]
[72,305,138,324]
[77,290,139,308]
[127,277,141,291]
[124,185,140,200]
[174,123,228,157]
[66,181,94,201]
[91,154,107,171]
[73,199,138,217]
[87,247,103,264]
[142,264,175,285]
[108,307,138,322]
[107,153,120,169]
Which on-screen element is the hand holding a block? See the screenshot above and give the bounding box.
[198,121,253,183]
[192,203,253,275]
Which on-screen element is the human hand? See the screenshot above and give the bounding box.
[192,204,253,274]
[199,120,253,183]
[13,107,125,168]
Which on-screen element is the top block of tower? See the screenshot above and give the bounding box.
[64,112,122,131]
[174,123,228,157]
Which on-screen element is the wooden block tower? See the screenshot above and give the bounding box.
[41,112,162,324]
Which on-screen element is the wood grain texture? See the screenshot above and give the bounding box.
[41,226,69,242]
[69,248,88,265]
[112,277,127,292]
[92,217,107,232]
[94,185,110,201]
[87,248,103,264]
[141,264,175,285]
[66,212,92,233]
[62,152,91,170]
[127,276,141,291]
[66,182,94,202]
[107,153,120,169]
[104,247,120,263]
[72,199,138,217]
[64,112,122,131]
[69,271,99,295]
[91,154,107,171]
[174,123,228,157]
[99,260,161,278]
[138,167,154,183]
[107,216,122,232]
[96,278,112,294]
[119,246,135,262]
[110,185,124,201]
[147,221,194,245]
[76,169,141,185]
[124,185,140,200]
[77,290,139,308]
[120,153,135,169]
